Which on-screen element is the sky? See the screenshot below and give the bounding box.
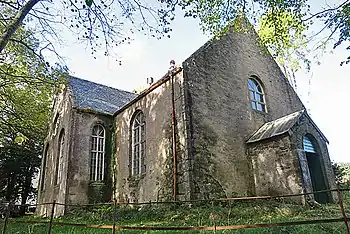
[52,1,350,163]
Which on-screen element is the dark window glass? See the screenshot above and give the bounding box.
[131,111,146,176]
[248,78,266,112]
[90,125,105,181]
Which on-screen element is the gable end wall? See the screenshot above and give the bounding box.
[182,27,304,198]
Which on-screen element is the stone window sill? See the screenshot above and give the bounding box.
[89,181,105,186]
[252,108,268,116]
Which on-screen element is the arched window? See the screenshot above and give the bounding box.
[55,129,65,185]
[90,124,105,181]
[52,113,59,135]
[248,77,266,112]
[131,111,146,176]
[40,144,49,191]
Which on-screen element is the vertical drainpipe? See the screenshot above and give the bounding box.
[170,69,178,201]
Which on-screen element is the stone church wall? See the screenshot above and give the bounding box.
[182,26,305,199]
[37,86,74,216]
[114,71,191,202]
[289,115,336,201]
[38,87,115,216]
[247,135,304,202]
[66,110,113,205]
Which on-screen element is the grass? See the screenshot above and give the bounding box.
[1,192,350,233]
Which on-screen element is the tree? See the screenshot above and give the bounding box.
[332,161,346,184]
[0,0,349,66]
[0,0,178,59]
[0,140,41,214]
[0,15,67,207]
[181,0,349,85]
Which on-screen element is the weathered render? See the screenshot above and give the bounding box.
[38,25,336,216]
[246,111,335,203]
[114,69,193,202]
[181,27,305,199]
[37,78,136,216]
[37,85,74,216]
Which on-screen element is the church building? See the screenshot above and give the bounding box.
[37,26,336,216]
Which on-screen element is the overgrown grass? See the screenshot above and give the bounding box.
[1,192,350,233]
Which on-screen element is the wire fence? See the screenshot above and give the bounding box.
[1,184,349,234]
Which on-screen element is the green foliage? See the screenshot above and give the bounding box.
[180,0,349,78]
[0,0,178,59]
[332,161,347,184]
[258,8,309,72]
[0,140,41,202]
[324,2,350,66]
[3,194,350,233]
[2,0,349,67]
[85,0,93,7]
[339,163,350,179]
[0,7,68,205]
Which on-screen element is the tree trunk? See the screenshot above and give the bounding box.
[0,0,41,53]
[5,172,16,201]
[20,168,32,215]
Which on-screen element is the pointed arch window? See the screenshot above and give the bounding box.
[55,129,65,185]
[131,111,146,176]
[248,77,266,112]
[40,144,49,191]
[53,113,59,135]
[90,124,105,181]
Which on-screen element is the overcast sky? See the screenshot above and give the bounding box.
[52,1,350,163]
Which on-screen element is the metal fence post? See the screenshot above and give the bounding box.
[112,199,117,234]
[47,200,56,234]
[1,203,10,234]
[336,183,349,234]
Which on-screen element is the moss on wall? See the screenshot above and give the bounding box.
[157,120,176,201]
[156,117,188,201]
[192,119,226,199]
[88,182,106,204]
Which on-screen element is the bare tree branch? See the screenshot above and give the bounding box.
[0,0,41,53]
[302,0,349,22]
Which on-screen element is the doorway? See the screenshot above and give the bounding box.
[303,135,330,203]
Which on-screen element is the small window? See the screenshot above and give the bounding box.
[40,144,49,191]
[52,114,59,135]
[248,77,266,112]
[55,129,65,185]
[303,136,316,153]
[90,124,105,181]
[130,111,146,176]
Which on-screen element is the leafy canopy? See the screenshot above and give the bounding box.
[182,0,349,67]
[1,0,348,67]
[0,7,67,203]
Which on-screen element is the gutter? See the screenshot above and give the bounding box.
[72,107,114,117]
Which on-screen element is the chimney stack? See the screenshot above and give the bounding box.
[147,77,154,86]
[169,60,175,71]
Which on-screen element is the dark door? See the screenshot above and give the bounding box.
[304,135,330,203]
[305,152,330,203]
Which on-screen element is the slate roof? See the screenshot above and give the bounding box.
[247,110,328,143]
[68,77,137,115]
